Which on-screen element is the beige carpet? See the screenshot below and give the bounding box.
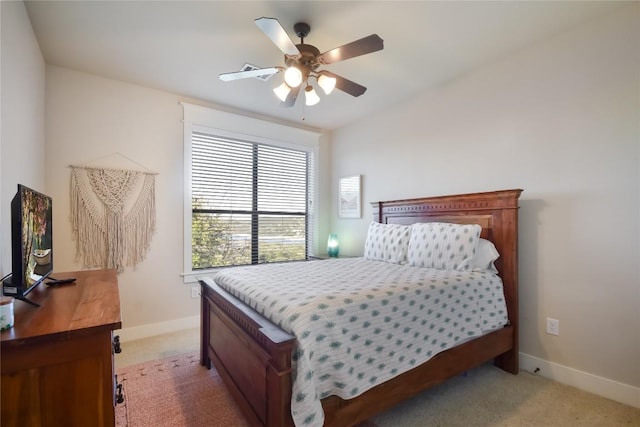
[372,364,639,427]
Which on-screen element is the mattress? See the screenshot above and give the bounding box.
[213,257,508,427]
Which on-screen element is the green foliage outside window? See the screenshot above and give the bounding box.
[192,200,306,269]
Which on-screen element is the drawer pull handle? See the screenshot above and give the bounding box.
[115,375,124,404]
[113,335,122,354]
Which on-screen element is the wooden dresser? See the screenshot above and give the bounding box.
[1,269,122,427]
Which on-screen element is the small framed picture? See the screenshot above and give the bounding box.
[338,175,361,218]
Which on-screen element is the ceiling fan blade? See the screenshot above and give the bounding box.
[219,67,280,82]
[255,17,300,56]
[281,85,301,107]
[319,34,384,65]
[320,71,367,97]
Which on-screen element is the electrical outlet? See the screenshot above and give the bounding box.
[546,317,560,336]
[191,286,200,299]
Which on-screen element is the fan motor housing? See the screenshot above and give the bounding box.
[284,22,321,71]
[287,44,320,70]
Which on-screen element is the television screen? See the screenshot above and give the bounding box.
[2,184,53,305]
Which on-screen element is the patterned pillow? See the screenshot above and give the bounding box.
[363,222,412,264]
[470,238,500,273]
[407,222,482,270]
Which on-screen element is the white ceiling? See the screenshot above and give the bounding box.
[24,1,626,131]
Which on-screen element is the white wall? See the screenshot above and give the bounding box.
[46,67,193,332]
[331,4,639,400]
[0,1,46,277]
[44,66,331,338]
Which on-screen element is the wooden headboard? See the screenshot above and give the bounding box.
[371,189,521,270]
[370,188,523,344]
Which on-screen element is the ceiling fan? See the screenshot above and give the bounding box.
[219,17,384,107]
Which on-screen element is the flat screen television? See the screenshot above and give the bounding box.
[2,184,53,306]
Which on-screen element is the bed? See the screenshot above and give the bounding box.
[200,188,522,427]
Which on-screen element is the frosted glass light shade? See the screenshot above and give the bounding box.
[305,86,320,106]
[284,66,303,87]
[273,82,291,102]
[318,74,336,95]
[327,234,339,257]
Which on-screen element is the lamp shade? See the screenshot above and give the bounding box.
[305,86,320,106]
[284,66,303,88]
[327,234,339,257]
[273,82,291,102]
[318,74,336,95]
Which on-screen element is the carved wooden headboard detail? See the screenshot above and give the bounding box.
[371,189,522,276]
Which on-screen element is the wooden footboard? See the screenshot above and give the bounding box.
[201,278,295,427]
[200,189,522,427]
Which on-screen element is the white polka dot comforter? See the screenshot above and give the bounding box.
[213,257,508,427]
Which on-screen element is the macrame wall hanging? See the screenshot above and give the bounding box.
[70,165,156,272]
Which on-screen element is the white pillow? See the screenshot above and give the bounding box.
[363,222,412,264]
[470,238,500,273]
[407,222,481,270]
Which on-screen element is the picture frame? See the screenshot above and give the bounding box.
[338,175,361,218]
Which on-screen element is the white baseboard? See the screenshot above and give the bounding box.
[520,352,640,409]
[116,315,199,343]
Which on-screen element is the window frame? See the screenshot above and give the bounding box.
[181,103,321,283]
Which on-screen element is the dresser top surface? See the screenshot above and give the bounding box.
[1,269,121,346]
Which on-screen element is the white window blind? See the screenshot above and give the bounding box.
[191,131,315,268]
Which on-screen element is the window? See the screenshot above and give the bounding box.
[182,103,320,277]
[191,132,314,268]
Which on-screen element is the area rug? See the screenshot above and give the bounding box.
[115,351,378,427]
[115,351,250,427]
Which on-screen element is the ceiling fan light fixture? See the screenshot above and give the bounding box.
[305,85,320,106]
[222,18,383,108]
[273,82,291,102]
[284,66,303,88]
[318,74,336,95]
